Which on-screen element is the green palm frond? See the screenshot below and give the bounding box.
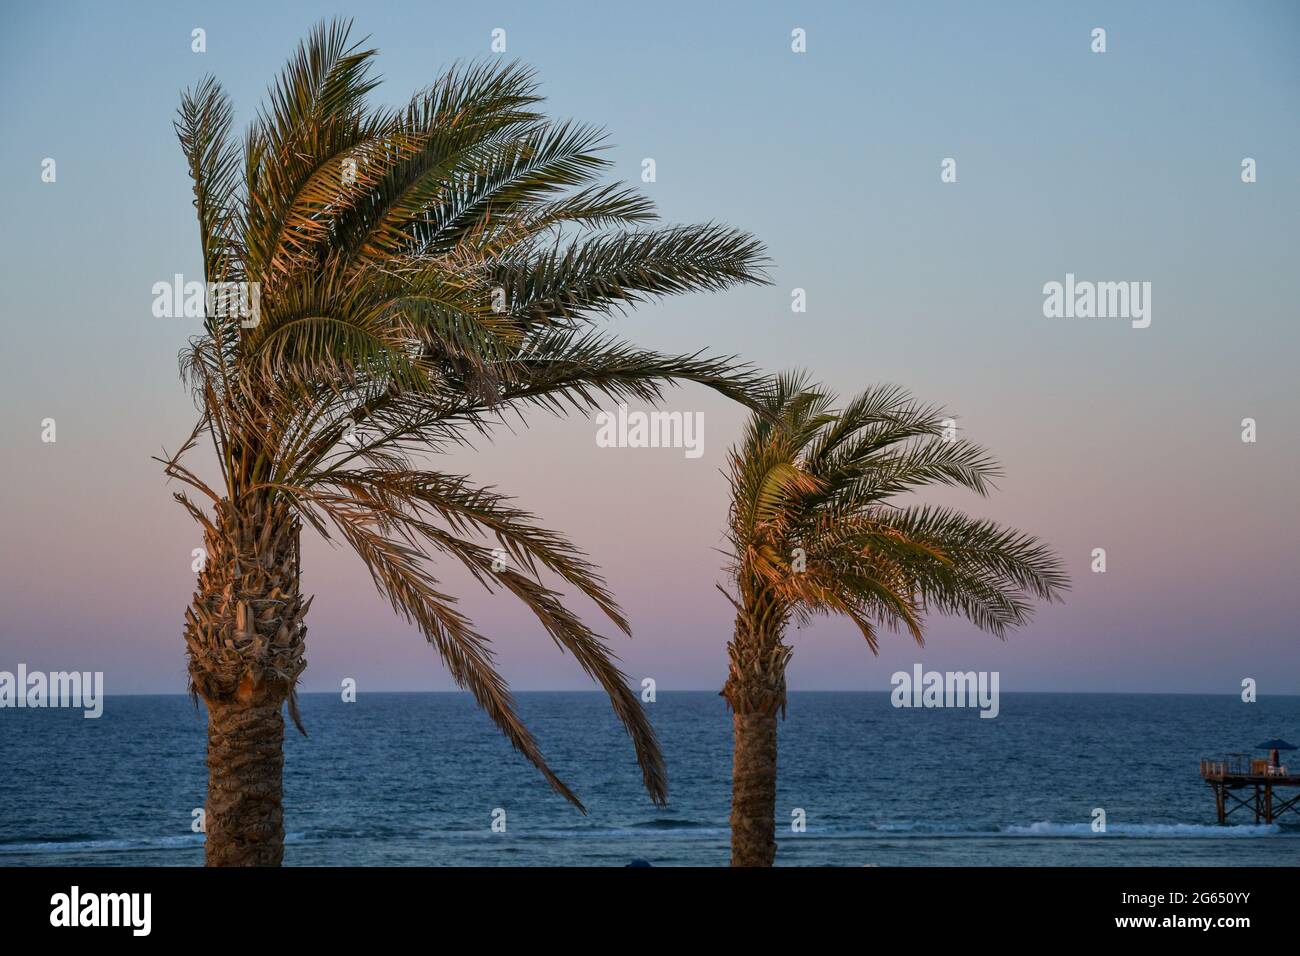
[496,223,769,323]
[723,376,1068,658]
[175,76,246,331]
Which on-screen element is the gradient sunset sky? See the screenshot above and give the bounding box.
[1,0,1297,694]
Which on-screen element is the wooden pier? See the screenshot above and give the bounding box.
[1200,753,1300,824]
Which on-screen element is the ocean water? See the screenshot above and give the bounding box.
[1,692,1297,866]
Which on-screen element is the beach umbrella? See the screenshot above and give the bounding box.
[1255,738,1297,750]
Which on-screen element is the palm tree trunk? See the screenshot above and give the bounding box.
[204,693,285,866]
[729,710,779,866]
[184,496,308,867]
[722,609,791,867]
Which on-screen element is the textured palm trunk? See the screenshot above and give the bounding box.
[729,710,779,866]
[722,609,790,867]
[205,693,285,866]
[183,495,308,867]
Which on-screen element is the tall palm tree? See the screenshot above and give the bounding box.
[165,20,768,866]
[719,373,1068,866]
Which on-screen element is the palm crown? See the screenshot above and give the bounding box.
[721,372,1069,713]
[166,19,769,814]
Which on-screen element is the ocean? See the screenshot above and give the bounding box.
[1,692,1296,866]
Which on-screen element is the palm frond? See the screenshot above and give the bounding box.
[722,377,1068,664]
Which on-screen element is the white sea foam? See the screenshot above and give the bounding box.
[1001,821,1281,838]
[0,831,306,854]
[0,834,203,854]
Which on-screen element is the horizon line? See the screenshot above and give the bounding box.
[76,688,1300,699]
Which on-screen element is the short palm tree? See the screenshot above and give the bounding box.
[719,373,1068,866]
[165,20,768,865]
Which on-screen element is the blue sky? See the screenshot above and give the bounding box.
[0,1,1297,694]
